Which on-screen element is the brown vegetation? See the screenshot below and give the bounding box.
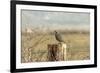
[21,30,90,63]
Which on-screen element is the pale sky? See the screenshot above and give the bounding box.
[21,10,90,31]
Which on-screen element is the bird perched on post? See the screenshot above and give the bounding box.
[54,31,65,43]
[54,31,67,60]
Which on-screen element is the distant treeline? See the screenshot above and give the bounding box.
[49,30,90,35]
[22,29,90,36]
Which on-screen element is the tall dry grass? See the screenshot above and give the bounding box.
[21,31,90,63]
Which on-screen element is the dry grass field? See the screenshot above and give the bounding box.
[21,31,90,63]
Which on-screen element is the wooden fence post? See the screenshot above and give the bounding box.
[47,43,67,61]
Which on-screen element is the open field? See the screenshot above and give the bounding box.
[21,31,90,63]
